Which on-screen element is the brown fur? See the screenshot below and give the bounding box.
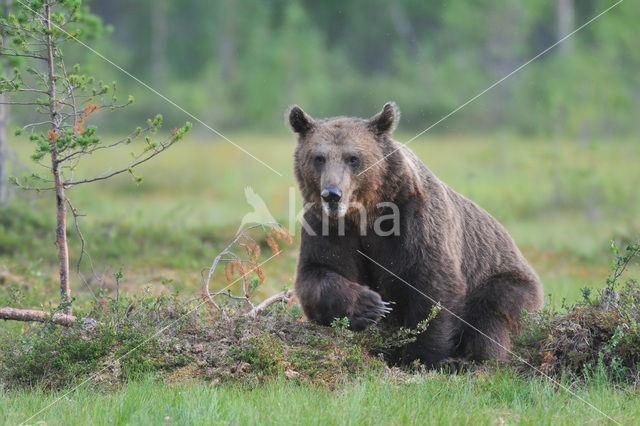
[288,102,543,367]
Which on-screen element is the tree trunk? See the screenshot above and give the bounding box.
[0,100,7,207]
[218,0,236,81]
[52,161,71,313]
[45,1,72,315]
[0,0,11,207]
[150,0,168,87]
[387,3,419,58]
[556,0,574,51]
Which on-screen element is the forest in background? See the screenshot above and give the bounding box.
[11,0,635,137]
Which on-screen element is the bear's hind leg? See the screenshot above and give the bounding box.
[398,306,460,368]
[460,272,542,362]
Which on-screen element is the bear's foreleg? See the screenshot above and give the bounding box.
[295,265,391,330]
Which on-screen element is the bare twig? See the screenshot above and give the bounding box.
[63,134,179,186]
[66,197,99,301]
[57,126,150,163]
[246,289,293,318]
[0,101,48,105]
[201,223,292,313]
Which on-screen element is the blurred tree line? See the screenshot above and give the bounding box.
[12,0,640,136]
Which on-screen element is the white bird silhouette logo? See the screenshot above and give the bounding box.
[236,187,277,234]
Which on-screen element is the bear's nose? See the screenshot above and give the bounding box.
[321,187,342,203]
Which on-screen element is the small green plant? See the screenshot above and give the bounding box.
[113,267,123,302]
[330,316,353,335]
[358,303,442,358]
[330,316,354,354]
[580,287,592,303]
[226,336,279,374]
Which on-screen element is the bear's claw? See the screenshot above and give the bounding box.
[348,289,392,331]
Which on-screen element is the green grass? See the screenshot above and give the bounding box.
[4,133,639,302]
[2,372,638,425]
[2,133,640,424]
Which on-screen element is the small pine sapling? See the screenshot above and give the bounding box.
[0,0,191,323]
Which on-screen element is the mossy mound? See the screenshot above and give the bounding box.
[0,296,387,389]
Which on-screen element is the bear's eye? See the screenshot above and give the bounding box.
[313,155,325,167]
[347,156,360,168]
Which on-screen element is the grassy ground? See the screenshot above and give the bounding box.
[1,133,639,424]
[3,372,640,426]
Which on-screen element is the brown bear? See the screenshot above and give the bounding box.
[288,102,543,367]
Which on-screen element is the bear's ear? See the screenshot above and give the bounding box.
[368,102,400,135]
[287,105,315,135]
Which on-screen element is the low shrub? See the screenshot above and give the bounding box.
[513,238,640,383]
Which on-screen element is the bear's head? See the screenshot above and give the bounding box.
[288,102,402,221]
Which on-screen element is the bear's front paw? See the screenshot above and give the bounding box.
[348,289,392,331]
